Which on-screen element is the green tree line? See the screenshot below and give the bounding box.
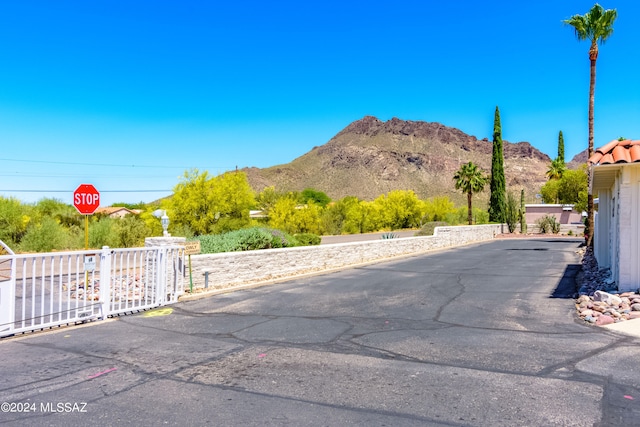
[0,197,155,253]
[168,169,490,238]
[0,169,492,253]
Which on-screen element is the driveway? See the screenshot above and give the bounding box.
[1,238,639,426]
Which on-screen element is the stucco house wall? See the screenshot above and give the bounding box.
[525,204,583,225]
[591,139,640,293]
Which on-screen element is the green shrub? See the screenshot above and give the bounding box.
[473,209,490,225]
[519,189,527,234]
[381,232,399,239]
[19,217,69,252]
[89,218,119,248]
[195,227,300,254]
[505,192,519,233]
[266,228,298,248]
[444,208,489,225]
[195,234,231,254]
[168,223,194,239]
[0,196,30,246]
[536,215,560,234]
[294,233,321,246]
[237,228,273,250]
[415,222,448,236]
[114,215,151,248]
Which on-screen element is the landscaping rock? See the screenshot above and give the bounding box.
[596,315,615,326]
[66,274,149,303]
[594,290,622,305]
[575,246,640,327]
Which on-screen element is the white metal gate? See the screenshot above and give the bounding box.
[0,244,185,338]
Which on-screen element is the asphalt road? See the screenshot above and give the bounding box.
[1,238,639,426]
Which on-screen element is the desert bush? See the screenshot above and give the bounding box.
[168,223,194,239]
[520,189,527,234]
[381,232,399,239]
[420,196,456,223]
[89,218,119,248]
[19,217,69,252]
[445,208,489,225]
[113,215,151,248]
[195,227,300,254]
[474,209,490,225]
[536,215,560,234]
[505,192,519,233]
[0,196,30,246]
[266,228,298,248]
[294,233,321,246]
[415,221,449,236]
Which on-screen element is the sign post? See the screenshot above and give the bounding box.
[184,241,201,293]
[84,255,96,272]
[73,184,100,250]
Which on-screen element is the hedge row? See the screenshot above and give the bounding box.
[192,227,321,254]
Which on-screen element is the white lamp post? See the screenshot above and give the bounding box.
[153,209,171,237]
[161,211,170,237]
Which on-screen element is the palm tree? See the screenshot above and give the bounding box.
[564,3,617,246]
[453,162,487,225]
[546,158,567,180]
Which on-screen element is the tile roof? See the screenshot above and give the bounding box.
[589,139,640,165]
[95,207,137,215]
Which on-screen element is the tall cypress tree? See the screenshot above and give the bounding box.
[489,106,506,223]
[557,131,565,164]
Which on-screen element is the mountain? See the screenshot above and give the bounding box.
[243,116,554,205]
[568,148,588,169]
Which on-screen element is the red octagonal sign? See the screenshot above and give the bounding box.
[73,184,100,215]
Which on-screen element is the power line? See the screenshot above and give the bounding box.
[0,189,171,193]
[0,172,176,178]
[0,157,236,170]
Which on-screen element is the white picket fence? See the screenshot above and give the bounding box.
[0,243,185,338]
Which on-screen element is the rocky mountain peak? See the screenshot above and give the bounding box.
[337,116,475,143]
[336,116,384,135]
[245,116,554,204]
[505,141,551,162]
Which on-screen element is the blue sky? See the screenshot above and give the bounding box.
[1,1,639,206]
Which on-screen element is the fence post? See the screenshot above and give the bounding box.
[0,261,16,335]
[99,246,112,319]
[157,248,167,305]
[0,240,16,335]
[160,247,184,303]
[145,237,186,304]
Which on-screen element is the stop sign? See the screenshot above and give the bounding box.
[73,184,100,215]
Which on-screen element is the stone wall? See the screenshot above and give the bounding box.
[186,224,502,294]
